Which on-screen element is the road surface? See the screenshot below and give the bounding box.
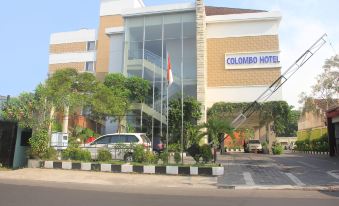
[0,179,338,206]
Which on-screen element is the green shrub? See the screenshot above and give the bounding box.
[144,151,157,164]
[79,150,91,162]
[132,145,145,163]
[159,151,169,164]
[187,144,201,163]
[272,144,283,155]
[62,147,92,162]
[168,143,180,152]
[174,151,181,164]
[201,145,213,163]
[42,147,58,160]
[29,129,49,159]
[97,149,112,162]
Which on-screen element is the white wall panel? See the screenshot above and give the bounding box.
[109,34,124,73]
[49,52,96,64]
[100,0,145,16]
[50,29,97,44]
[206,86,283,108]
[207,20,279,38]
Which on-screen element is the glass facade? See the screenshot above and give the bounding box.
[124,11,197,136]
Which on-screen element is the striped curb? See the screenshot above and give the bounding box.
[226,149,244,153]
[38,161,224,176]
[293,151,329,156]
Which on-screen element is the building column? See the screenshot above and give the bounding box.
[196,0,207,125]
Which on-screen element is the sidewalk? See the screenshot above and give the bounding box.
[0,168,217,189]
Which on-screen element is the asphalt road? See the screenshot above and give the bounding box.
[0,180,339,206]
[218,152,339,187]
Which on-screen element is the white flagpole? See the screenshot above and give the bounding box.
[166,52,169,153]
[181,17,184,164]
[167,80,169,153]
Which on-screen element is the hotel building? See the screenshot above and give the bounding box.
[48,0,282,135]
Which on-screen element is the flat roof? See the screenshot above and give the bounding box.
[122,2,195,17]
[205,6,266,16]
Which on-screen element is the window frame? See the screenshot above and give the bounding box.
[87,41,96,51]
[85,61,95,72]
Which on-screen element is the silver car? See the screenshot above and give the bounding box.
[83,133,151,161]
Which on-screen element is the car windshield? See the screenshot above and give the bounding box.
[249,140,260,144]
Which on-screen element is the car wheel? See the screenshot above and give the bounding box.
[124,154,133,162]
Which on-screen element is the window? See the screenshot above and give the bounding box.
[93,136,110,144]
[85,61,95,72]
[126,135,139,143]
[249,140,260,144]
[87,41,96,51]
[111,135,125,143]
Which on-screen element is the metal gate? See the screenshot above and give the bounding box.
[0,121,18,167]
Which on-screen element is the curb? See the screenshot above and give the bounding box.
[40,161,224,176]
[217,184,339,191]
[293,151,330,156]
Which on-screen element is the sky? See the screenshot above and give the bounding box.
[0,0,338,109]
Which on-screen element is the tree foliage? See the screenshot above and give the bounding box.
[92,73,150,133]
[45,68,98,111]
[208,101,292,135]
[200,118,234,148]
[168,97,202,145]
[312,55,339,109]
[1,86,51,130]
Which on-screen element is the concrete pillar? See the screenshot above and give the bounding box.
[196,0,207,125]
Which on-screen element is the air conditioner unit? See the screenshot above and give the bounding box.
[51,132,68,150]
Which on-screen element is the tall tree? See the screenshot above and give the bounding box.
[97,73,150,133]
[200,118,234,162]
[168,97,202,146]
[312,55,339,109]
[45,68,98,134]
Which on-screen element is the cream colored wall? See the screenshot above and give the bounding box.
[298,111,326,131]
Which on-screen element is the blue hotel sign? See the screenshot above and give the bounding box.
[225,52,280,69]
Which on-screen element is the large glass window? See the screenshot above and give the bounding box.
[124,12,197,135]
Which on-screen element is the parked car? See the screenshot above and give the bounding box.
[83,133,151,161]
[246,140,263,153]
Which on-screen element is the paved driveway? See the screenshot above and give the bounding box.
[217,151,339,188]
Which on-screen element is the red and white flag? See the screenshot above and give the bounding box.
[167,53,173,86]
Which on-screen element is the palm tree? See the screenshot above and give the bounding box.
[201,118,234,162]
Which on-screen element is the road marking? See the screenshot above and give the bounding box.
[243,172,255,186]
[285,173,305,186]
[296,161,318,169]
[327,171,339,179]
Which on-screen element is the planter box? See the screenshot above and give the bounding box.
[91,163,100,171]
[133,165,144,173]
[111,164,121,173]
[198,167,212,176]
[53,162,62,169]
[190,167,198,175]
[81,163,91,171]
[178,167,190,175]
[121,164,133,173]
[39,161,224,177]
[155,166,166,174]
[62,162,72,170]
[28,159,41,168]
[212,167,224,176]
[44,161,53,169]
[101,164,111,172]
[166,166,178,175]
[72,162,81,170]
[143,165,155,174]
